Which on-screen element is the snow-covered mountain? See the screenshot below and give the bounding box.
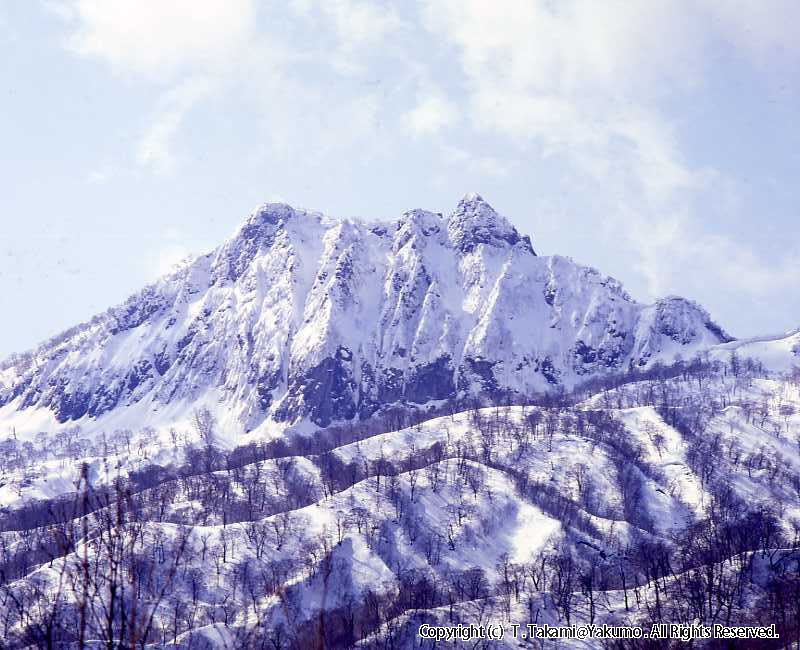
[0,194,734,435]
[1,195,799,649]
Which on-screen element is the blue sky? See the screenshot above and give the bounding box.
[1,0,798,358]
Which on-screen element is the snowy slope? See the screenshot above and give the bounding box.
[711,327,800,372]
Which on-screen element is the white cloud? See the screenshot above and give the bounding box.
[442,145,509,177]
[423,1,709,100]
[64,0,255,79]
[57,1,259,175]
[323,0,402,50]
[56,0,406,175]
[404,92,459,136]
[290,0,402,50]
[286,0,405,75]
[136,78,212,174]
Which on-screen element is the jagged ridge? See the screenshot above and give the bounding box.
[0,195,732,431]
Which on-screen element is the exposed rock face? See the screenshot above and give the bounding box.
[0,195,732,429]
[447,193,534,254]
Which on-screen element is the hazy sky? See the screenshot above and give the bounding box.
[1,1,799,358]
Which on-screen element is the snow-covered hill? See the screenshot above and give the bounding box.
[1,361,798,648]
[0,195,736,440]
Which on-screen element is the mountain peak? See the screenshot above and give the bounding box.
[455,193,497,217]
[245,202,297,228]
[460,191,487,203]
[448,194,535,254]
[213,203,299,283]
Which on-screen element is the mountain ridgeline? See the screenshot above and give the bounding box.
[0,195,731,430]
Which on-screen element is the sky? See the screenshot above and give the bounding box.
[0,0,798,358]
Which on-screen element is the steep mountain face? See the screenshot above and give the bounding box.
[0,195,732,431]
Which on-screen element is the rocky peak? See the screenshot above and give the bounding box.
[212,203,298,283]
[651,296,733,344]
[240,202,297,237]
[393,209,444,251]
[447,193,534,254]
